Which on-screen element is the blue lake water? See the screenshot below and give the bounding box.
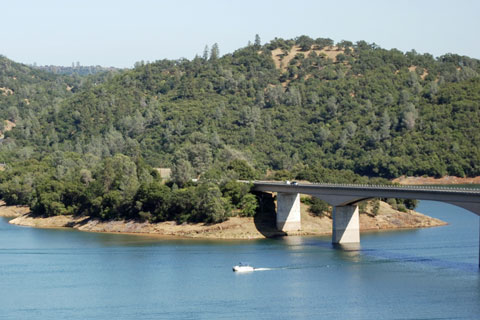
[1,200,479,319]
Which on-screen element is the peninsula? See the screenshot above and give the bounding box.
[3,200,445,239]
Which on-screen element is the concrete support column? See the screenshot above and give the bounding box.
[332,205,360,244]
[276,193,301,232]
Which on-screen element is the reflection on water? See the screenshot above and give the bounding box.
[0,200,479,320]
[333,242,362,263]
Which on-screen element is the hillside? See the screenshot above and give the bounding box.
[0,35,479,224]
[4,36,479,178]
[0,55,118,156]
[0,55,76,123]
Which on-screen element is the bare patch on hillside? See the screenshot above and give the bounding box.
[408,65,429,80]
[4,120,16,132]
[0,120,17,139]
[420,70,428,79]
[0,87,14,96]
[271,45,346,72]
[393,175,480,185]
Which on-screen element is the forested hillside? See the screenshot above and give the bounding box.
[33,64,121,76]
[0,55,117,133]
[0,36,479,222]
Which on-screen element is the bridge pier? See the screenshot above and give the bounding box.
[255,182,480,267]
[276,193,301,232]
[332,205,360,244]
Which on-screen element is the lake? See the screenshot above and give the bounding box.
[1,200,479,319]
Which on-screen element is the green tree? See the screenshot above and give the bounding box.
[171,159,194,187]
[133,181,172,221]
[221,180,251,207]
[210,43,220,61]
[227,159,257,180]
[239,193,258,217]
[254,34,261,48]
[401,103,418,130]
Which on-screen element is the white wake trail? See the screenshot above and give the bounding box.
[253,267,272,271]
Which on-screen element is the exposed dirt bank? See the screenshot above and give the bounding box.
[393,176,480,185]
[7,201,446,239]
[0,201,30,217]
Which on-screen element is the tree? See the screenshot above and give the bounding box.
[296,35,314,51]
[210,43,220,61]
[221,180,250,207]
[171,159,194,187]
[103,154,139,200]
[303,196,330,216]
[316,127,330,145]
[254,34,261,48]
[314,37,334,49]
[345,121,357,138]
[240,193,258,217]
[327,96,338,117]
[401,103,418,130]
[380,111,391,140]
[202,45,209,60]
[194,182,229,223]
[427,81,439,98]
[227,159,257,180]
[265,85,283,107]
[7,107,19,121]
[133,181,172,221]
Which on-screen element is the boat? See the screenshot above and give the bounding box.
[232,263,254,272]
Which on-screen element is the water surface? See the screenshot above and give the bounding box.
[1,201,479,319]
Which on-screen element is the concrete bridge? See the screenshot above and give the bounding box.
[252,181,480,264]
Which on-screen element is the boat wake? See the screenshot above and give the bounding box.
[256,265,331,271]
[234,264,331,272]
[252,267,272,271]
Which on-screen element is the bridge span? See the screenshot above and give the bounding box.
[252,181,480,265]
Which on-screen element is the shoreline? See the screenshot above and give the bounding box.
[5,200,447,240]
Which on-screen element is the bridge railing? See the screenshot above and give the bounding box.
[253,181,480,194]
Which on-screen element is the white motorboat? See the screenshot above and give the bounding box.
[232,263,254,272]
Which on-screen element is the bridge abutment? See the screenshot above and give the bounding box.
[332,205,360,244]
[276,193,301,232]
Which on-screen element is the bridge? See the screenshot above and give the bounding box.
[252,182,480,265]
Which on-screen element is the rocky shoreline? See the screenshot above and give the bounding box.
[3,200,446,239]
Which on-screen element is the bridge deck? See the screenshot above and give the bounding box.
[252,182,480,215]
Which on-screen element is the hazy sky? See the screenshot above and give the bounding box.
[2,0,479,68]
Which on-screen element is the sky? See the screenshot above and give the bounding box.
[2,0,480,68]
